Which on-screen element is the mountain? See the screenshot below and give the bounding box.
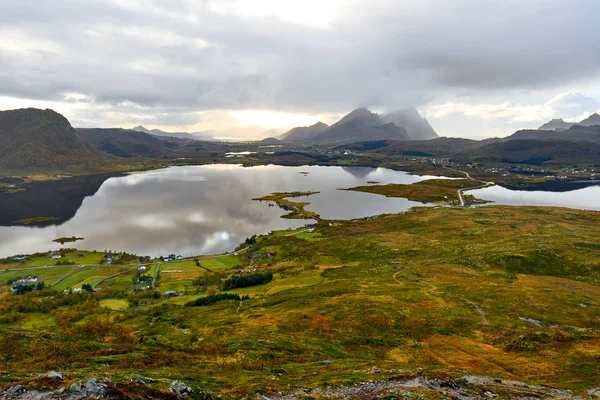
[538,113,600,131]
[311,108,409,144]
[279,122,329,142]
[341,137,487,157]
[132,125,213,141]
[381,108,438,140]
[578,113,600,126]
[457,138,600,166]
[538,118,573,131]
[0,108,105,172]
[77,128,169,158]
[509,124,600,144]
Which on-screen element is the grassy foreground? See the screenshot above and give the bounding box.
[0,206,599,398]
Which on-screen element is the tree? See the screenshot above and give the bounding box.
[0,330,22,370]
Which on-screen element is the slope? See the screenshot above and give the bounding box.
[77,128,169,158]
[0,108,106,173]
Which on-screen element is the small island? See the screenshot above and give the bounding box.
[53,236,84,245]
[253,191,320,219]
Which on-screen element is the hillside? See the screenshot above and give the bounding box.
[0,108,106,173]
[1,206,599,398]
[77,128,169,158]
[457,138,600,166]
[132,125,213,141]
[312,108,409,144]
[341,137,485,157]
[279,121,329,142]
[510,124,600,144]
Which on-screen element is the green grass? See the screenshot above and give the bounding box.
[53,267,98,290]
[99,299,130,311]
[48,250,104,265]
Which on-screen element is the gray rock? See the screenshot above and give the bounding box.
[57,387,66,395]
[169,380,192,397]
[83,378,107,398]
[101,377,112,384]
[69,382,82,394]
[4,385,25,398]
[134,375,156,384]
[46,371,63,381]
[321,360,334,365]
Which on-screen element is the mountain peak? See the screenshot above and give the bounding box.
[381,108,438,140]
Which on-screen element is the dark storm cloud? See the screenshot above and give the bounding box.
[1,0,600,119]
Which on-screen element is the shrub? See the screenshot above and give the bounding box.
[222,273,273,290]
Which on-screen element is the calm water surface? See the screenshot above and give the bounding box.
[3,165,598,259]
[467,184,600,210]
[0,165,429,258]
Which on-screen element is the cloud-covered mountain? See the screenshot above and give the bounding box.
[381,108,438,140]
[311,108,409,144]
[279,107,436,144]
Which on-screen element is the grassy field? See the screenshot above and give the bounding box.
[347,178,488,204]
[48,250,105,266]
[99,298,130,311]
[1,205,599,398]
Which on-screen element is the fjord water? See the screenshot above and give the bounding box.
[467,184,600,210]
[0,165,427,258]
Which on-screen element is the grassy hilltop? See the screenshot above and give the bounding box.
[0,206,599,398]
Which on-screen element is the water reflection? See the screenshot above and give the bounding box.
[0,165,426,258]
[467,184,600,210]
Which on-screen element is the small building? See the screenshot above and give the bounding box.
[138,266,147,271]
[133,286,143,292]
[72,288,82,293]
[176,255,183,260]
[165,290,178,297]
[139,276,151,283]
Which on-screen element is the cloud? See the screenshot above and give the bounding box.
[0,0,600,134]
[425,92,600,138]
[427,93,599,122]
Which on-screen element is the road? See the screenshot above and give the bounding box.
[443,165,494,206]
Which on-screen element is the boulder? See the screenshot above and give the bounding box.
[83,378,107,398]
[69,382,82,394]
[46,371,63,381]
[169,380,192,397]
[3,385,25,398]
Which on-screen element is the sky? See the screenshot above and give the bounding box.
[1,0,600,139]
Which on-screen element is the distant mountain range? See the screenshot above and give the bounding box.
[0,108,106,172]
[510,124,600,145]
[77,128,170,158]
[132,125,213,141]
[274,107,438,144]
[538,113,600,131]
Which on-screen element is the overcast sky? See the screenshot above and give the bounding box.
[1,0,600,139]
